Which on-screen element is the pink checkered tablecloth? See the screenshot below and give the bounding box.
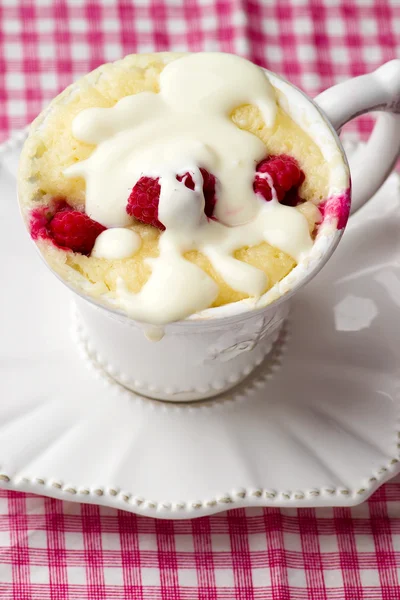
[1,1,400,598]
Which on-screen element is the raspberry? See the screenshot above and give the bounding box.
[254,155,305,205]
[127,169,217,229]
[30,199,68,241]
[126,177,164,230]
[176,168,217,218]
[48,207,106,255]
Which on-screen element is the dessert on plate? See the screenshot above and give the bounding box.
[18,52,349,325]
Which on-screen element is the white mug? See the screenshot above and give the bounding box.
[69,60,400,402]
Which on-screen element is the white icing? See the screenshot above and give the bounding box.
[65,52,315,325]
[92,228,141,259]
[144,325,165,342]
[116,203,312,325]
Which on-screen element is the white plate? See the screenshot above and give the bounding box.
[0,132,399,519]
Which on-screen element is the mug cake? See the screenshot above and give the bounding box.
[18,52,350,325]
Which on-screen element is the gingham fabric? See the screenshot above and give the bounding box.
[1,0,400,142]
[1,484,400,599]
[1,0,400,598]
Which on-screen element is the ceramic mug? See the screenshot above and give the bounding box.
[72,60,400,402]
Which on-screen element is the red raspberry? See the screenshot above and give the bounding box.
[126,177,164,230]
[48,207,106,255]
[30,199,68,241]
[127,169,217,229]
[176,168,217,218]
[254,155,305,205]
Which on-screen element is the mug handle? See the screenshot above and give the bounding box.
[315,60,400,215]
